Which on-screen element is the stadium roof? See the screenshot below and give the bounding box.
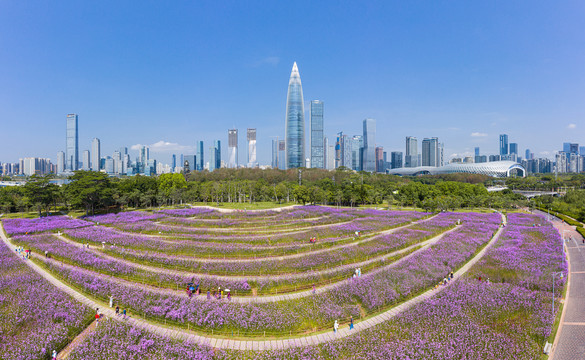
[387,161,525,178]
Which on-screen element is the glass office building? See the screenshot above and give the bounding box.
[310,100,324,168]
[361,119,376,172]
[285,62,305,168]
[66,114,79,171]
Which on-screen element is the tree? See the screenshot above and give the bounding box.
[23,174,59,216]
[66,171,114,215]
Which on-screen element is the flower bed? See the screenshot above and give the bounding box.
[0,241,94,360]
[67,320,217,360]
[2,216,92,235]
[36,213,499,335]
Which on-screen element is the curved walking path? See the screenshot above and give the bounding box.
[37,225,459,304]
[0,214,505,350]
[76,213,438,263]
[543,212,585,360]
[56,320,97,359]
[52,223,453,285]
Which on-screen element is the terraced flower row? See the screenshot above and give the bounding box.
[215,212,563,359]
[32,212,500,336]
[0,240,94,360]
[87,212,461,275]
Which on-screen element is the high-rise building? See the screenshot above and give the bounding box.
[361,119,376,172]
[375,146,384,172]
[184,155,196,172]
[405,136,418,167]
[91,138,100,171]
[391,151,403,169]
[351,135,363,171]
[326,142,335,170]
[525,149,531,160]
[22,157,52,176]
[57,151,65,174]
[509,143,518,155]
[285,62,305,168]
[66,114,79,171]
[499,134,509,156]
[421,137,439,167]
[310,100,324,169]
[196,141,204,170]
[228,129,238,168]
[271,139,279,169]
[474,147,481,163]
[580,146,585,156]
[209,141,221,171]
[82,150,90,170]
[278,140,286,170]
[172,154,176,170]
[247,128,257,167]
[214,140,221,169]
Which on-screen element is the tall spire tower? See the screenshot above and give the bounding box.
[285,62,305,169]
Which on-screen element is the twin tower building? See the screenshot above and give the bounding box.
[283,62,376,171]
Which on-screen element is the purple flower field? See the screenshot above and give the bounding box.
[2,207,565,359]
[0,241,94,360]
[2,216,92,235]
[67,320,218,360]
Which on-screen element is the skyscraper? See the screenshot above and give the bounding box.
[391,151,403,169]
[278,140,286,170]
[57,151,65,174]
[375,146,384,172]
[228,129,238,168]
[285,62,305,168]
[509,143,518,155]
[405,136,418,167]
[421,137,439,167]
[310,100,324,169]
[499,134,509,156]
[214,140,221,170]
[82,150,90,170]
[247,129,257,167]
[172,154,176,170]
[272,139,279,168]
[351,135,363,171]
[196,141,204,171]
[91,138,100,171]
[66,114,79,171]
[362,118,376,172]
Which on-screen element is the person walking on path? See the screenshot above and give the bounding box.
[122,309,127,319]
[312,284,316,294]
[334,320,339,333]
[109,296,114,308]
[115,306,119,316]
[207,290,211,299]
[51,350,57,360]
[95,312,100,326]
[349,316,354,330]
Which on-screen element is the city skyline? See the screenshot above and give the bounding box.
[1,2,584,165]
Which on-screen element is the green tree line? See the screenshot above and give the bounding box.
[0,168,534,216]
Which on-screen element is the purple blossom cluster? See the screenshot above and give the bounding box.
[0,241,94,360]
[85,211,163,224]
[67,320,218,360]
[2,216,92,235]
[156,207,218,217]
[38,212,500,334]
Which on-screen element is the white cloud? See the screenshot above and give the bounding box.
[470,132,488,137]
[568,123,577,129]
[130,141,193,153]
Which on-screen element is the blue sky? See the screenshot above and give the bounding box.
[1,1,584,165]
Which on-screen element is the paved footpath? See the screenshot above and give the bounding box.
[0,215,505,351]
[546,213,585,360]
[56,320,97,359]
